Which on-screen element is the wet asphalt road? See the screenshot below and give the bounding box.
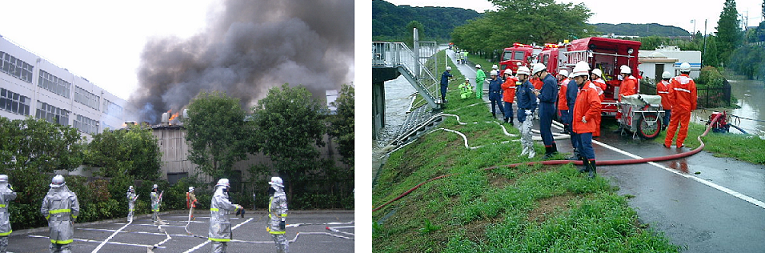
[7,210,354,253]
[448,49,765,252]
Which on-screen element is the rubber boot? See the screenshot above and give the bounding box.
[521,146,529,156]
[543,145,558,160]
[588,160,597,179]
[527,147,535,159]
[578,159,589,173]
[567,149,580,160]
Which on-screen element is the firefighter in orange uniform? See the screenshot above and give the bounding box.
[501,69,518,125]
[656,71,673,131]
[664,63,697,148]
[590,69,606,137]
[571,62,601,178]
[556,69,570,134]
[618,65,638,99]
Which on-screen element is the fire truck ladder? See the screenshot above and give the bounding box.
[373,41,440,109]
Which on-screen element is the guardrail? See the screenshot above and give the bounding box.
[372,42,440,108]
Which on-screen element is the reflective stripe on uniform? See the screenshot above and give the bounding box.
[209,237,230,242]
[674,88,691,93]
[658,91,669,94]
[0,204,5,208]
[280,214,287,217]
[0,230,11,236]
[269,230,286,235]
[50,209,71,214]
[51,239,73,244]
[210,208,219,212]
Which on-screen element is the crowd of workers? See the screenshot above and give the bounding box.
[0,174,289,253]
[442,49,698,178]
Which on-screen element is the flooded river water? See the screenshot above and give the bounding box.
[692,78,765,137]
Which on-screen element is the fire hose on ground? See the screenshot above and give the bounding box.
[372,114,724,212]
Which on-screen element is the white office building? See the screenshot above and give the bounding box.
[1,35,128,138]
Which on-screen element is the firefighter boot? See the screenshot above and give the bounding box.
[578,158,589,173]
[587,160,597,179]
[521,146,529,157]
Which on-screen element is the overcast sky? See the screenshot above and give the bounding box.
[0,0,218,100]
[386,0,765,35]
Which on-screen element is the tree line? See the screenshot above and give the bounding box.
[373,0,482,42]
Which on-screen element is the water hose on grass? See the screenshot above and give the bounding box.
[373,114,722,212]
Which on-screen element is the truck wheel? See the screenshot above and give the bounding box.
[637,114,661,139]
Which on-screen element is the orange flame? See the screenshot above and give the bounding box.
[168,110,180,122]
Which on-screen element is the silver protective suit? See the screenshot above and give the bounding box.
[126,191,137,222]
[40,185,79,253]
[209,187,239,253]
[268,186,288,253]
[151,191,160,222]
[0,181,17,252]
[520,112,535,158]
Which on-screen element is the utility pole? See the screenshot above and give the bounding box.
[702,19,708,66]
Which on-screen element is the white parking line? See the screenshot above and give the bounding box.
[183,217,253,253]
[27,234,164,249]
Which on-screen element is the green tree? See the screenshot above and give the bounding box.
[452,0,593,54]
[251,84,326,197]
[716,0,742,65]
[85,125,162,180]
[404,20,425,48]
[704,35,721,67]
[184,91,250,180]
[328,84,354,165]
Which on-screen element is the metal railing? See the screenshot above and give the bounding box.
[372,41,440,108]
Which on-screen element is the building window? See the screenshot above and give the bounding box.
[0,51,34,83]
[0,88,31,116]
[35,101,69,126]
[74,86,99,110]
[167,172,188,186]
[102,99,123,119]
[73,114,99,134]
[38,70,71,98]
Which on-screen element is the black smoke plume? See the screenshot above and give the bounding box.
[129,0,354,123]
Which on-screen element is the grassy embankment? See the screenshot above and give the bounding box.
[373,50,681,252]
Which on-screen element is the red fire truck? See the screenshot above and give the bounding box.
[499,43,542,75]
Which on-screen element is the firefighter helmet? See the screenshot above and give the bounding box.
[620,65,631,74]
[558,69,569,78]
[662,71,673,79]
[680,62,691,72]
[492,64,498,70]
[591,69,603,78]
[216,179,230,188]
[50,175,65,188]
[476,64,481,69]
[572,61,590,77]
[269,177,284,188]
[532,63,546,75]
[446,66,452,71]
[490,70,498,76]
[504,69,513,75]
[516,66,531,76]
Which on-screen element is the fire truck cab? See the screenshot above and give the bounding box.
[499,43,542,75]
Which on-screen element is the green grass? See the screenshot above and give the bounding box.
[373,50,681,253]
[649,120,765,165]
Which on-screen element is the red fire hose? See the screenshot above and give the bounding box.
[373,114,723,212]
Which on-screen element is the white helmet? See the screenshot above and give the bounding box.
[679,62,691,72]
[504,69,513,75]
[189,186,194,192]
[620,65,631,75]
[153,184,158,190]
[490,70,498,76]
[532,63,547,75]
[216,178,230,188]
[269,177,284,188]
[492,64,498,70]
[476,64,481,69]
[516,66,531,76]
[446,66,452,71]
[0,175,7,183]
[591,69,603,78]
[50,175,65,188]
[558,69,569,78]
[129,185,134,192]
[572,61,590,77]
[662,71,673,79]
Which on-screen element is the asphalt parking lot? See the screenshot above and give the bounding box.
[7,210,354,253]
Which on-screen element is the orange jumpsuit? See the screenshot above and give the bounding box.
[591,78,606,137]
[664,74,697,148]
[532,77,543,90]
[656,79,672,110]
[557,78,569,111]
[619,75,638,100]
[572,81,602,134]
[501,76,518,103]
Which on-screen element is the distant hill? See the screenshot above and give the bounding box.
[372,0,482,41]
[593,23,691,37]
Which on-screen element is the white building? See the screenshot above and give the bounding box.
[640,46,701,80]
[0,36,128,138]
